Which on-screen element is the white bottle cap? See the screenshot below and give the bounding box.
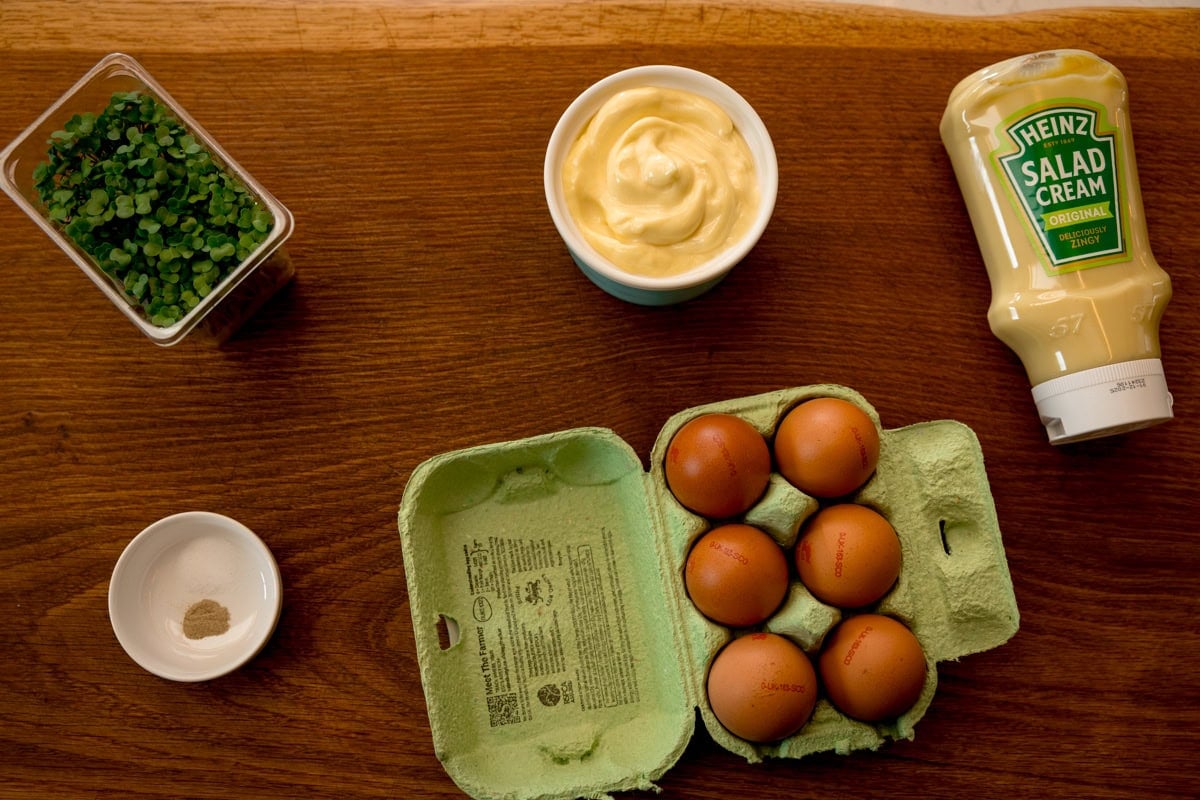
[1031,358,1173,445]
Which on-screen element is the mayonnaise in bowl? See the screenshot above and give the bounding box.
[546,66,777,305]
[563,86,761,279]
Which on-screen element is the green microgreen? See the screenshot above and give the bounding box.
[33,91,274,328]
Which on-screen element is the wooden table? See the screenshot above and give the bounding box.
[1,2,1197,798]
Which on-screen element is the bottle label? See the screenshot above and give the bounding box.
[992,101,1128,275]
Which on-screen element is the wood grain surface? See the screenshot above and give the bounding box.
[1,2,1198,798]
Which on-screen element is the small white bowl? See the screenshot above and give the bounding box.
[108,511,282,682]
[544,65,777,306]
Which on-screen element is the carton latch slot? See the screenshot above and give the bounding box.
[437,614,460,650]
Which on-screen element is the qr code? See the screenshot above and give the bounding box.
[487,693,519,728]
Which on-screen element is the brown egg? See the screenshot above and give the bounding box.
[685,524,789,627]
[773,397,880,498]
[707,633,818,742]
[795,504,901,608]
[665,413,771,518]
[818,614,927,722]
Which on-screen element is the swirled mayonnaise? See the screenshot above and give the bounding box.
[562,86,760,278]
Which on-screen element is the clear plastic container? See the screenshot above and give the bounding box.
[0,52,294,346]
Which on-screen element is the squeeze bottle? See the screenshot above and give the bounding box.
[941,50,1173,444]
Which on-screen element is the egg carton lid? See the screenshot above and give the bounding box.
[397,385,1019,800]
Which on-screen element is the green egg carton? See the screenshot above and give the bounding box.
[397,384,1019,800]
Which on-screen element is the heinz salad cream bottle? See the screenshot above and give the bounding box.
[941,50,1173,445]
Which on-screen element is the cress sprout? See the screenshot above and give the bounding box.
[33,91,273,327]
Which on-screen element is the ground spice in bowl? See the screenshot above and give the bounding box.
[183,598,230,639]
